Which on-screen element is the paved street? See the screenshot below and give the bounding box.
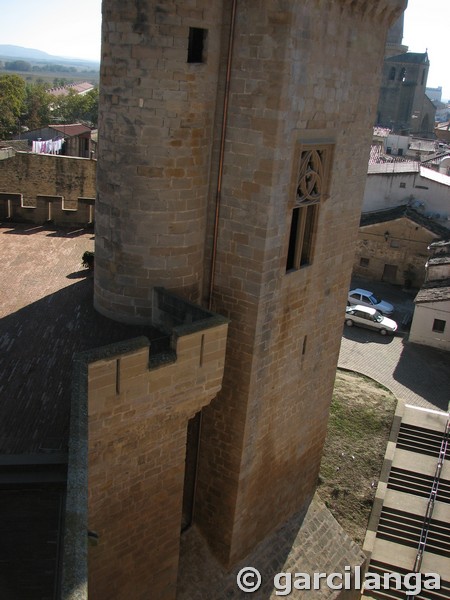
[339,277,450,412]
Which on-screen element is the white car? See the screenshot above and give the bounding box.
[348,288,394,315]
[345,305,398,336]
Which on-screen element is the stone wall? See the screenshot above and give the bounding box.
[353,218,439,287]
[196,0,406,567]
[87,318,228,600]
[0,151,96,226]
[95,0,226,320]
[93,0,407,596]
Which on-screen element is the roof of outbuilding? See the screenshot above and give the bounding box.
[47,82,95,97]
[360,205,450,238]
[49,123,92,137]
[367,161,420,174]
[415,278,450,303]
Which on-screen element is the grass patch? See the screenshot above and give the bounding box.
[317,369,397,545]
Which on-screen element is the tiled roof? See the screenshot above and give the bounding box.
[367,161,419,174]
[373,126,391,138]
[386,51,429,64]
[47,82,95,97]
[360,205,450,238]
[49,123,92,137]
[420,165,450,186]
[409,140,436,152]
[415,278,450,303]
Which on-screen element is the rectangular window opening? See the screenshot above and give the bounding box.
[188,28,207,63]
[300,205,317,267]
[285,144,332,274]
[432,319,446,333]
[360,257,370,268]
[199,334,205,367]
[116,358,121,394]
[286,205,317,272]
[286,207,300,271]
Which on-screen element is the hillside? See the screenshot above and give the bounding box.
[0,44,99,69]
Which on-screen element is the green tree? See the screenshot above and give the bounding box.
[5,60,32,72]
[52,88,99,127]
[0,73,26,139]
[23,83,53,131]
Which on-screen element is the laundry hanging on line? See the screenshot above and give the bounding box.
[32,138,64,154]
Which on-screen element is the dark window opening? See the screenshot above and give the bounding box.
[389,67,396,81]
[432,319,446,333]
[398,148,403,156]
[399,67,406,82]
[181,412,202,531]
[360,257,369,268]
[286,145,331,273]
[399,182,406,188]
[301,205,316,266]
[286,207,300,271]
[421,69,426,85]
[286,204,318,272]
[188,27,207,63]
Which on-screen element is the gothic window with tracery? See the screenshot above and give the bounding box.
[286,146,332,272]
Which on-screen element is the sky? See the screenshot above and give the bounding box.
[402,0,450,101]
[0,0,448,98]
[0,0,102,62]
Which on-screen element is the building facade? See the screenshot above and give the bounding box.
[376,52,436,137]
[353,205,449,289]
[87,1,407,598]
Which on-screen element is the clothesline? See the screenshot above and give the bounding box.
[32,138,64,155]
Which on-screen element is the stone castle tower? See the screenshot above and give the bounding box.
[90,1,406,598]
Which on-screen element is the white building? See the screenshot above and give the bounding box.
[409,240,450,351]
[363,163,450,228]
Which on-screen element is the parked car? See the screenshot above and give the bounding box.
[345,305,398,335]
[347,288,394,315]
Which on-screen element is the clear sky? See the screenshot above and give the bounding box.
[0,0,102,62]
[403,0,450,101]
[0,0,448,99]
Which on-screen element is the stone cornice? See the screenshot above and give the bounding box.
[331,0,407,26]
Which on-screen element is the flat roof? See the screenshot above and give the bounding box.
[0,223,163,455]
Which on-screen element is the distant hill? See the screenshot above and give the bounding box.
[0,45,99,68]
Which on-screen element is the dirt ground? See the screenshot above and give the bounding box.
[317,369,397,545]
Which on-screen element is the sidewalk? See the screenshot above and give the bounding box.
[339,277,450,412]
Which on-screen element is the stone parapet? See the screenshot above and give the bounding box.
[62,289,228,600]
[0,151,96,226]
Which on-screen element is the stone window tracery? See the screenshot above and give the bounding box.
[286,145,332,272]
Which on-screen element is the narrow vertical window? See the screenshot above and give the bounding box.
[199,334,205,367]
[188,28,207,63]
[116,358,121,394]
[286,146,332,272]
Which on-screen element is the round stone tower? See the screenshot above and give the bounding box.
[94,0,223,324]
